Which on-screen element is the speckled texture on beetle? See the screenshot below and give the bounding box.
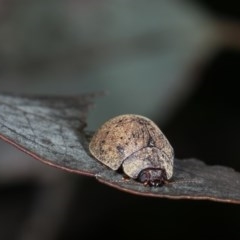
[89,114,174,186]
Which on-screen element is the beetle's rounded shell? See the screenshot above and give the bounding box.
[89,114,174,179]
[122,147,173,179]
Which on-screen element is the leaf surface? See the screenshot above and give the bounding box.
[0,93,240,204]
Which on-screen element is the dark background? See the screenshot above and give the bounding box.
[0,1,240,239]
[166,50,240,170]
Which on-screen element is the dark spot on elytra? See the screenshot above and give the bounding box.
[120,137,123,140]
[137,119,145,125]
[147,136,155,147]
[116,145,124,154]
[101,140,106,144]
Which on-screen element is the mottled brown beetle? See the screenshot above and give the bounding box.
[89,114,174,186]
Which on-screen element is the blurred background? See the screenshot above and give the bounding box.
[0,0,240,239]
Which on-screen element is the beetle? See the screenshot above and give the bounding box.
[89,114,174,186]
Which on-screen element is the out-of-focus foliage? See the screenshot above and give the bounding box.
[0,0,218,129]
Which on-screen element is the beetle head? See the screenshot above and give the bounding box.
[137,168,167,187]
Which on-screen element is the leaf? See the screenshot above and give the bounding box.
[0,92,240,204]
[97,159,240,204]
[0,92,105,176]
